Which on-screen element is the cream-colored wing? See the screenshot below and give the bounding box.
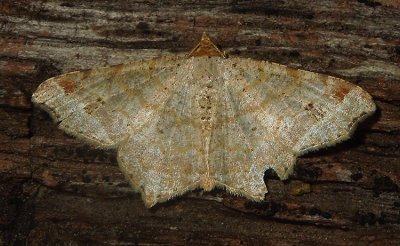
[220,58,375,180]
[118,57,217,207]
[208,66,272,201]
[32,56,186,147]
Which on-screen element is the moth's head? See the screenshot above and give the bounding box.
[186,32,225,58]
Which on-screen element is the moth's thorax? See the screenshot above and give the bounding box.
[189,57,222,131]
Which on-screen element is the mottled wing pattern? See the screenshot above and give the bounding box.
[118,59,206,206]
[32,53,376,207]
[208,61,269,200]
[32,56,185,147]
[221,58,375,180]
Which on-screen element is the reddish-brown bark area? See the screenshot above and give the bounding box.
[1,0,399,245]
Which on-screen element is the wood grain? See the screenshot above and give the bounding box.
[1,0,399,245]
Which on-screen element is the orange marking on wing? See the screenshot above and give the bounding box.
[58,79,77,94]
[333,84,351,101]
[319,74,328,85]
[286,67,300,83]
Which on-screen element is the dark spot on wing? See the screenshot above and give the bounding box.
[333,85,351,101]
[58,79,76,94]
[305,103,314,110]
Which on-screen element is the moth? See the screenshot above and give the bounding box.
[32,33,375,207]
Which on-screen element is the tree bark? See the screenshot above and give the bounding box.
[1,0,399,245]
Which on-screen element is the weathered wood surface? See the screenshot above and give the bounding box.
[1,0,399,245]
